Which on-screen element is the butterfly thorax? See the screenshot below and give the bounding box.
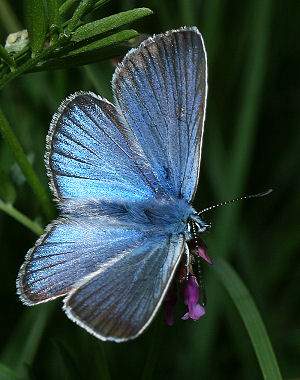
[62,196,199,237]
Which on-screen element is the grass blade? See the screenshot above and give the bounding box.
[0,363,24,380]
[213,257,283,380]
[1,304,56,376]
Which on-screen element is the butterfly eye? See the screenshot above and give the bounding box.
[189,214,211,234]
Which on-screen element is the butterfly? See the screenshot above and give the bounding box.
[17,26,210,342]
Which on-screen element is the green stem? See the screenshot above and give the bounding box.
[0,43,16,68]
[213,258,283,380]
[0,200,44,235]
[0,36,66,89]
[0,107,54,219]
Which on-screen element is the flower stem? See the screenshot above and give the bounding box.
[0,107,54,220]
[0,200,44,235]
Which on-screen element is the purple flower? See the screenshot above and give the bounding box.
[181,275,205,321]
[162,286,177,326]
[195,239,213,265]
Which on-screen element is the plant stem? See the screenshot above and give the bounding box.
[0,200,44,235]
[0,107,54,219]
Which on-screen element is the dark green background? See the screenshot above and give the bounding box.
[0,1,299,379]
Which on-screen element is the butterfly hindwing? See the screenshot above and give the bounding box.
[18,216,150,305]
[64,234,184,341]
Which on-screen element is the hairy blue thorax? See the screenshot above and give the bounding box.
[62,196,200,237]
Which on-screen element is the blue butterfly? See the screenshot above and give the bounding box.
[17,27,210,342]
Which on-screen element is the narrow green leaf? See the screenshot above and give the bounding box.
[46,0,61,41]
[0,169,16,204]
[71,8,153,42]
[141,318,161,380]
[214,258,283,380]
[32,30,137,71]
[24,0,47,56]
[66,0,97,33]
[52,339,85,380]
[60,0,110,18]
[0,363,23,380]
[0,0,22,33]
[33,45,128,71]
[68,29,138,55]
[1,304,55,375]
[46,0,60,27]
[94,343,111,380]
[0,106,54,219]
[0,43,15,67]
[59,0,79,16]
[84,0,111,15]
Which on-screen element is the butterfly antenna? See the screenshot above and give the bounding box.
[197,189,273,216]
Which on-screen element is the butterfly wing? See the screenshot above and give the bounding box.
[19,28,206,341]
[47,92,157,201]
[18,211,184,341]
[18,216,152,305]
[113,26,207,202]
[64,234,184,342]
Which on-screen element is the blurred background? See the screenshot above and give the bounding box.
[0,0,299,379]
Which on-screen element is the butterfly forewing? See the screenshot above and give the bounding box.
[47,93,156,200]
[113,27,207,202]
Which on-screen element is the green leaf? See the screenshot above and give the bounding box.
[0,43,15,67]
[0,168,16,204]
[33,30,137,71]
[83,0,111,15]
[214,258,283,380]
[0,363,24,380]
[1,304,56,375]
[66,0,97,33]
[24,0,47,56]
[68,29,138,55]
[71,8,153,42]
[52,339,85,380]
[59,0,79,16]
[46,0,61,41]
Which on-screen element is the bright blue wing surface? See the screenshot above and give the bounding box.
[64,234,184,342]
[18,195,192,308]
[47,92,157,201]
[113,27,207,202]
[18,217,150,304]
